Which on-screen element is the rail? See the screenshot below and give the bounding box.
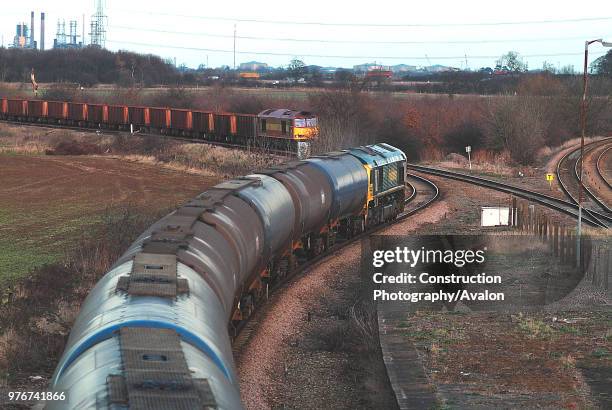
[407,163,610,229]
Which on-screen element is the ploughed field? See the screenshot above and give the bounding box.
[0,153,216,286]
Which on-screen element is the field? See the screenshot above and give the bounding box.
[0,82,479,102]
[0,153,216,286]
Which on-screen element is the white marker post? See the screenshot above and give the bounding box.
[465,145,472,171]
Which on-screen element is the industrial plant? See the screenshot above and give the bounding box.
[7,0,107,51]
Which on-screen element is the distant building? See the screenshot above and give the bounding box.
[391,64,417,73]
[239,72,260,79]
[353,63,390,73]
[239,61,269,71]
[320,66,338,74]
[12,23,36,49]
[365,70,392,80]
[424,64,458,73]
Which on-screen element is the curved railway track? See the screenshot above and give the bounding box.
[596,145,612,190]
[403,173,440,216]
[232,175,439,352]
[556,139,612,221]
[407,163,611,229]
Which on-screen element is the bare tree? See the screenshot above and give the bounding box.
[485,96,545,164]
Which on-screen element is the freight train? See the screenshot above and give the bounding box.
[0,98,318,158]
[46,143,407,409]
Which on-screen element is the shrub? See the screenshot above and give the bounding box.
[485,96,546,165]
[443,121,485,154]
[48,140,102,155]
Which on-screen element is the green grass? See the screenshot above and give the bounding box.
[0,204,105,287]
[558,325,582,335]
[0,239,59,286]
[515,315,555,339]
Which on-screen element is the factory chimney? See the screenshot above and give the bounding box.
[40,13,45,50]
[30,11,35,48]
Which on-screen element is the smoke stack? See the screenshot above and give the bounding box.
[40,13,45,50]
[31,11,35,48]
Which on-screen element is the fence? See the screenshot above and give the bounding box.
[511,197,610,291]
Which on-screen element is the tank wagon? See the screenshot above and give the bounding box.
[47,143,406,409]
[0,97,318,158]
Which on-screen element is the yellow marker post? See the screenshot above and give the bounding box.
[546,173,555,190]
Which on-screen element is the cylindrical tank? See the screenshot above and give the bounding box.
[236,175,295,257]
[48,262,242,410]
[113,194,266,316]
[184,195,266,309]
[47,147,374,410]
[306,153,368,220]
[260,161,333,238]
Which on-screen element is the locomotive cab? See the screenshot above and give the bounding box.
[348,143,407,225]
[257,109,318,159]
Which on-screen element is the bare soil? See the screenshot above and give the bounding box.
[0,154,216,284]
[401,310,611,409]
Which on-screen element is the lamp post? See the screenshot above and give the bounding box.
[577,39,611,269]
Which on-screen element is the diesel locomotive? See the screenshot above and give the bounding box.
[46,143,407,409]
[0,98,318,158]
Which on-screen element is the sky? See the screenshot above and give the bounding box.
[1,0,611,70]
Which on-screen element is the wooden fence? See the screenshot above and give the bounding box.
[511,198,610,291]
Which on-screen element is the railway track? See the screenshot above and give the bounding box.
[232,175,439,354]
[403,173,440,216]
[556,138,612,220]
[407,163,611,229]
[597,145,611,190]
[0,118,295,158]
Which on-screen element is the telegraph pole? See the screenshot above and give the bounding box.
[577,39,612,269]
[233,24,236,70]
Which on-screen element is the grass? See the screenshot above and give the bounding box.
[0,239,59,287]
[403,326,463,345]
[558,325,582,335]
[0,206,108,287]
[514,313,555,339]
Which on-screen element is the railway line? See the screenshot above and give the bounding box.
[1,98,319,158]
[407,163,611,229]
[556,138,612,219]
[596,145,611,190]
[0,118,296,158]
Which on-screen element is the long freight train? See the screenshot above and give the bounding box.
[46,143,407,409]
[0,98,318,158]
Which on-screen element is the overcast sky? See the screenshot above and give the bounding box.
[2,0,611,70]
